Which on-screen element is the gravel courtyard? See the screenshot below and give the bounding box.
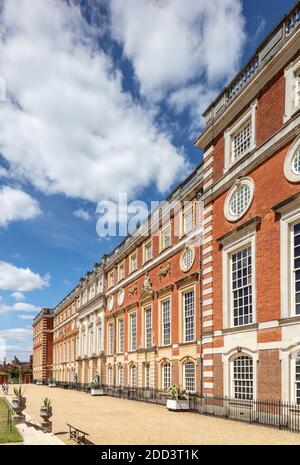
[7,384,300,445]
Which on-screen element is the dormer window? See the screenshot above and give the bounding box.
[224,101,257,171]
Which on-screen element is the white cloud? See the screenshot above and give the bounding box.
[11,291,25,302]
[0,0,189,203]
[0,186,41,227]
[110,0,245,104]
[12,302,40,312]
[18,314,35,320]
[73,208,91,221]
[0,327,32,341]
[0,261,50,292]
[0,301,40,314]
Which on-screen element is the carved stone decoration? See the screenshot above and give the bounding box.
[128,285,138,296]
[140,272,154,299]
[158,263,171,281]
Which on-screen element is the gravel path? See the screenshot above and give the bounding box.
[9,385,300,445]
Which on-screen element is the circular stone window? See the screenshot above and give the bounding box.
[118,288,125,306]
[107,295,114,312]
[284,137,300,183]
[224,177,254,223]
[180,247,195,272]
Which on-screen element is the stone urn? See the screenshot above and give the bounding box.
[40,405,53,421]
[40,405,53,432]
[12,396,26,424]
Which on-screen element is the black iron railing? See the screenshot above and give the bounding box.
[34,381,300,433]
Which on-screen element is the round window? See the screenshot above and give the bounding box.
[181,247,195,272]
[292,149,300,175]
[224,177,254,223]
[118,288,125,306]
[107,295,114,311]
[284,137,300,183]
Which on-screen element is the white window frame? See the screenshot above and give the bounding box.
[162,362,171,391]
[224,177,255,223]
[280,204,300,319]
[117,261,125,282]
[161,297,171,346]
[143,239,152,263]
[182,203,195,236]
[129,312,137,351]
[118,318,124,353]
[130,365,137,388]
[144,306,152,349]
[180,246,195,272]
[231,354,254,400]
[222,231,256,329]
[160,223,171,251]
[284,136,300,183]
[129,251,137,274]
[108,322,114,355]
[183,360,195,392]
[118,366,124,387]
[144,363,150,389]
[182,288,195,343]
[224,101,257,171]
[108,270,115,288]
[284,57,300,123]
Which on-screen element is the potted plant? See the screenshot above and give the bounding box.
[90,379,104,396]
[48,377,56,387]
[40,397,53,421]
[12,386,26,423]
[166,385,189,411]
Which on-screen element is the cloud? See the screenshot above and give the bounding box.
[0,261,50,292]
[18,314,35,320]
[0,302,40,314]
[0,328,32,361]
[0,327,32,341]
[0,0,189,203]
[11,291,25,302]
[110,0,246,101]
[0,186,41,227]
[73,208,91,221]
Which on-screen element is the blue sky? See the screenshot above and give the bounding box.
[0,0,296,360]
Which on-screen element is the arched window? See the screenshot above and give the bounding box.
[108,366,113,386]
[118,366,124,387]
[183,360,195,392]
[232,355,253,400]
[162,362,171,391]
[130,365,137,388]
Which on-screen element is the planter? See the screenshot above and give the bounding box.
[166,398,189,411]
[12,396,26,424]
[48,383,56,388]
[36,381,43,385]
[91,388,104,396]
[40,405,53,421]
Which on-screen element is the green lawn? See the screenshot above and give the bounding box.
[0,399,23,443]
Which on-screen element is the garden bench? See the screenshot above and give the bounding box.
[66,423,89,445]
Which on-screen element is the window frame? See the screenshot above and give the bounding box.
[284,136,300,183]
[117,260,125,282]
[182,203,195,236]
[284,57,300,123]
[181,287,196,343]
[231,354,254,400]
[160,222,172,251]
[144,305,152,349]
[224,101,257,171]
[222,231,256,329]
[129,312,137,352]
[161,297,171,346]
[129,251,138,274]
[143,238,153,263]
[183,360,196,392]
[224,177,255,223]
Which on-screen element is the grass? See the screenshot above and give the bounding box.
[0,399,23,443]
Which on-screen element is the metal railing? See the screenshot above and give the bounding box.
[39,382,300,433]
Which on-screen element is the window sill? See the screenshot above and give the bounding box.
[222,323,258,334]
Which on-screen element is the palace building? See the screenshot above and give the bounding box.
[33,1,300,403]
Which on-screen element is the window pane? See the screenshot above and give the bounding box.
[130,314,137,351]
[233,356,253,400]
[183,290,195,342]
[162,299,171,345]
[145,307,152,348]
[232,120,252,160]
[184,361,195,392]
[162,363,171,391]
[232,246,253,326]
[294,224,300,315]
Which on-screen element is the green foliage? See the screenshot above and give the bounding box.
[167,385,187,400]
[90,380,101,389]
[43,397,52,407]
[48,378,55,384]
[13,386,25,399]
